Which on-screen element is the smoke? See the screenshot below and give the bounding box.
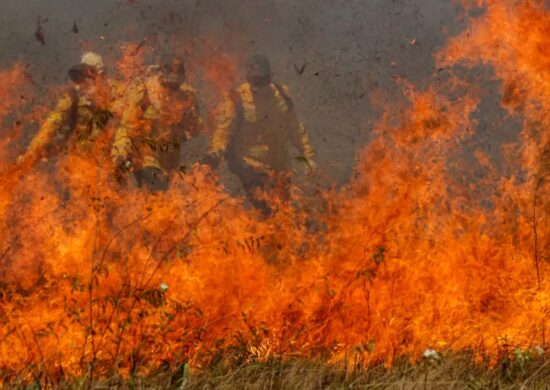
[0,0,469,182]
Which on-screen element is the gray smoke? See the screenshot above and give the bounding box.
[1,0,487,183]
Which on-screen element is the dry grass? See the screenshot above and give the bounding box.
[15,351,548,389]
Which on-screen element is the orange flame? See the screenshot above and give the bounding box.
[0,2,549,385]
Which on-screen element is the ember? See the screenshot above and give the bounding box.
[0,0,548,386]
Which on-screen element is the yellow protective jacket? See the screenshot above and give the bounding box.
[23,79,114,163]
[210,82,314,174]
[111,77,202,172]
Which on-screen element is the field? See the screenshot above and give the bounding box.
[18,354,547,389]
[2,1,550,389]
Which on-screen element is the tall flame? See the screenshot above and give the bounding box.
[0,1,549,384]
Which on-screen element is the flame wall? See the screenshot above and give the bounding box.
[0,0,549,384]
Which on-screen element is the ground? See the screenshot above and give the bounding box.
[18,354,549,389]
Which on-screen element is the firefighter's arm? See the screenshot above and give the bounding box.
[111,123,133,169]
[294,122,317,169]
[111,100,133,166]
[209,93,236,156]
[20,93,74,164]
[283,87,316,168]
[181,83,204,138]
[111,83,144,170]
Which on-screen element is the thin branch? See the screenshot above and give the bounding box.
[32,330,54,387]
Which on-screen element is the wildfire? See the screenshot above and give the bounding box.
[0,0,549,384]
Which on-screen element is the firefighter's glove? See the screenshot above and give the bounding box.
[17,153,41,167]
[121,159,133,171]
[114,156,134,183]
[307,159,318,170]
[115,154,134,171]
[200,152,221,170]
[135,166,169,192]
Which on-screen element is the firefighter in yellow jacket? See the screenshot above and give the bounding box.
[111,59,203,191]
[206,54,316,214]
[19,52,113,166]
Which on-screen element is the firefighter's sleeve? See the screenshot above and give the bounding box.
[295,122,316,167]
[209,94,236,156]
[111,110,133,165]
[111,84,143,165]
[111,123,132,166]
[285,92,315,167]
[181,84,204,138]
[23,93,74,161]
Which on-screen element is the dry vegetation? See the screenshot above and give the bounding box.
[10,353,547,389]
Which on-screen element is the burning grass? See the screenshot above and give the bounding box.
[12,353,550,389]
[1,0,550,387]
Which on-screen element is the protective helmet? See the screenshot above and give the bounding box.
[81,52,105,73]
[161,56,186,77]
[146,64,161,75]
[68,63,97,84]
[160,57,186,90]
[246,54,271,87]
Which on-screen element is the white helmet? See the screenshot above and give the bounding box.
[81,52,105,73]
[146,64,161,74]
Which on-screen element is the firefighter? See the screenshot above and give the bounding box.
[111,58,203,191]
[206,54,316,214]
[18,52,113,166]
